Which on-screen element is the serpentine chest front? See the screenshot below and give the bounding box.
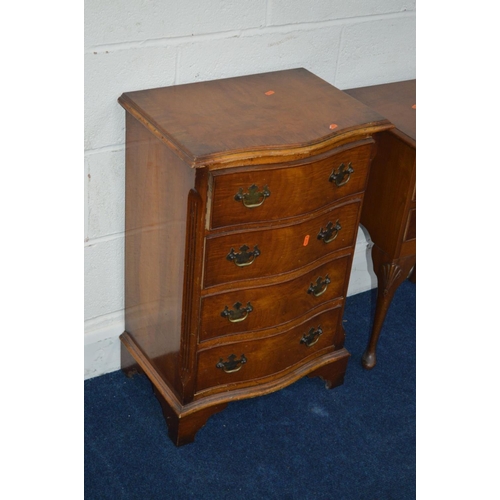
[118,68,391,446]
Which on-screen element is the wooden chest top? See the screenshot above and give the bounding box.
[344,80,416,147]
[118,68,390,167]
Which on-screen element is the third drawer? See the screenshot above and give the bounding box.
[200,255,350,341]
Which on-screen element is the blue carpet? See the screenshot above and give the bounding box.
[85,280,415,499]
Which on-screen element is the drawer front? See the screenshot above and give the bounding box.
[210,142,372,229]
[204,200,361,288]
[403,208,416,242]
[196,306,342,393]
[200,255,350,341]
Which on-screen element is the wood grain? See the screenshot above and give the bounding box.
[210,139,373,229]
[124,113,195,399]
[119,68,390,167]
[345,80,415,147]
[204,198,362,288]
[199,255,350,340]
[196,305,343,394]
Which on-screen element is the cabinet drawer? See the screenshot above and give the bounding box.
[403,208,416,242]
[210,141,373,229]
[200,255,350,341]
[196,306,342,393]
[204,200,361,288]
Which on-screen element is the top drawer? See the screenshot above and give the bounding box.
[209,140,373,230]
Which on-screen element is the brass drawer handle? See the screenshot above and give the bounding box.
[226,245,261,267]
[307,275,331,297]
[329,162,354,187]
[317,220,342,244]
[216,354,247,373]
[234,184,270,208]
[221,302,253,323]
[300,326,323,347]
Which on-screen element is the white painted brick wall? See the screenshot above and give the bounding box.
[176,26,344,85]
[84,0,416,379]
[85,0,268,46]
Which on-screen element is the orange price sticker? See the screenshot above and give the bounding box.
[303,235,310,246]
[265,90,275,95]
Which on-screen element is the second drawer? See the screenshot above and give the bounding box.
[204,199,361,288]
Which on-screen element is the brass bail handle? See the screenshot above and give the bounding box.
[226,245,261,267]
[221,302,253,323]
[300,326,323,347]
[317,221,342,244]
[329,162,354,187]
[234,184,271,208]
[216,354,247,373]
[307,275,331,297]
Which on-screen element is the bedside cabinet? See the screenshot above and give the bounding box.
[344,80,416,369]
[118,68,391,446]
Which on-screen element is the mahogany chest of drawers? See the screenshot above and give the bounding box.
[118,68,391,446]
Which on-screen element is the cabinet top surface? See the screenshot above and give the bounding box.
[118,68,390,167]
[344,80,416,146]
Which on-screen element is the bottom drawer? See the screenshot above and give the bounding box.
[195,306,342,393]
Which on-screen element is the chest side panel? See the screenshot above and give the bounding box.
[124,114,196,397]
